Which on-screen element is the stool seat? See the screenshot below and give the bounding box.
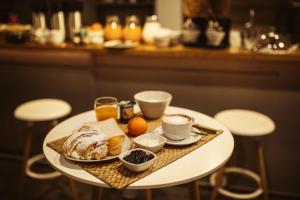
[16,98,77,199]
[14,99,71,122]
[214,109,275,137]
[211,109,274,200]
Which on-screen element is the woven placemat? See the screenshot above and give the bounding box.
[47,119,222,189]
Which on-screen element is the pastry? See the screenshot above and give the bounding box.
[108,136,124,155]
[63,118,126,160]
[63,125,108,160]
[84,118,125,156]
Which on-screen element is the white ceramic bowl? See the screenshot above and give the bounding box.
[134,133,167,153]
[119,148,157,172]
[206,30,225,46]
[134,91,172,119]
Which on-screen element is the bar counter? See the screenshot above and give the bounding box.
[0,43,300,195]
[1,43,300,62]
[1,43,299,90]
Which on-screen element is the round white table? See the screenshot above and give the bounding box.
[43,106,234,190]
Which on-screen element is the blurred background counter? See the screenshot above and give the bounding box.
[1,42,300,198]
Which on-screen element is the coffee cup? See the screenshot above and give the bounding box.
[162,114,193,140]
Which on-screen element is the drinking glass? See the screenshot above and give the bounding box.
[94,97,118,121]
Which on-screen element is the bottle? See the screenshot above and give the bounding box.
[67,0,83,44]
[32,0,48,44]
[104,15,122,41]
[49,0,66,45]
[123,15,142,43]
[142,15,161,44]
[32,0,47,30]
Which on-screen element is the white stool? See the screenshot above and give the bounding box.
[14,99,77,199]
[210,109,275,200]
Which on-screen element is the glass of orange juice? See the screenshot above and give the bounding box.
[94,97,118,121]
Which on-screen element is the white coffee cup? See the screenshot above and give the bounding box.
[162,114,193,140]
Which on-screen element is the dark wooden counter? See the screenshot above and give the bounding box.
[1,43,300,62]
[1,43,299,90]
[0,43,300,196]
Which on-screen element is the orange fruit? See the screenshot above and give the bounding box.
[127,117,148,136]
[91,23,103,31]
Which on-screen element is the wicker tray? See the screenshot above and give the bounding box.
[47,119,222,189]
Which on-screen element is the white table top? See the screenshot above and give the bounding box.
[43,106,234,189]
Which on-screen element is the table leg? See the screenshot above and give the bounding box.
[68,178,79,200]
[190,180,200,200]
[257,142,269,200]
[19,123,33,200]
[210,166,225,200]
[145,189,152,200]
[92,186,105,200]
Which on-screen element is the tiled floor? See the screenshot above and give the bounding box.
[0,157,297,200]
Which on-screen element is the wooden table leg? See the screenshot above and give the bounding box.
[190,180,200,200]
[210,166,225,200]
[145,189,152,200]
[92,186,105,200]
[68,178,79,200]
[257,142,269,200]
[19,123,33,200]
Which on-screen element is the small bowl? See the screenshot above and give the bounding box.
[134,91,172,119]
[134,133,167,153]
[119,148,156,172]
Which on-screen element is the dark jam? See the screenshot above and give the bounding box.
[123,150,154,164]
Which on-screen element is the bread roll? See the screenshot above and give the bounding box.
[84,118,126,156]
[108,136,124,155]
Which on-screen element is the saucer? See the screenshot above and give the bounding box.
[153,126,202,146]
[104,40,138,49]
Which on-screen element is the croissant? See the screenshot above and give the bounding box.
[63,125,108,160]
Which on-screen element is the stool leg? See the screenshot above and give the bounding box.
[68,178,79,200]
[145,189,152,200]
[51,119,59,127]
[210,165,225,200]
[190,180,201,200]
[257,143,269,200]
[19,123,34,200]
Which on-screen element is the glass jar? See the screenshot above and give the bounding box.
[142,15,161,44]
[104,15,122,41]
[123,15,142,42]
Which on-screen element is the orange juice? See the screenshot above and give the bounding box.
[104,16,122,41]
[95,105,118,121]
[123,24,142,42]
[123,15,141,42]
[104,25,122,40]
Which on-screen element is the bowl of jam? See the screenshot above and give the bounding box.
[119,148,156,172]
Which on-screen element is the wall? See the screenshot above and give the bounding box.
[1,0,287,26]
[155,0,183,30]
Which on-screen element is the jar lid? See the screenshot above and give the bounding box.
[146,15,159,23]
[119,100,135,107]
